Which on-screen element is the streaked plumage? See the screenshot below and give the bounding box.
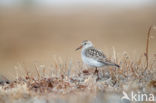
[76,40,120,68]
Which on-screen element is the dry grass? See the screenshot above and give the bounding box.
[0,52,156,103]
[0,27,156,103]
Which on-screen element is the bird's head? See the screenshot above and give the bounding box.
[75,40,93,51]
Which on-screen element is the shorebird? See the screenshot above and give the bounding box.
[75,40,120,79]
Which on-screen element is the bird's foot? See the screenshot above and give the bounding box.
[96,76,100,81]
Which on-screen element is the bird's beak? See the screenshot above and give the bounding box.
[75,45,83,51]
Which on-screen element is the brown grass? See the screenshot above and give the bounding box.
[145,25,155,71]
[0,27,156,103]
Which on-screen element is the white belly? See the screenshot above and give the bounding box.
[81,55,104,67]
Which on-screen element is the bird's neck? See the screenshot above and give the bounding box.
[81,46,93,55]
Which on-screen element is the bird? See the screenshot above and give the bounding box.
[75,40,120,79]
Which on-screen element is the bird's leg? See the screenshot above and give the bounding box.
[94,67,100,81]
[94,67,98,74]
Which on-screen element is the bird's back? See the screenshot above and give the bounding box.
[82,47,120,68]
[84,47,106,60]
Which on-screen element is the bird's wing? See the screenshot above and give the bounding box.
[97,56,119,67]
[85,47,119,67]
[97,57,113,65]
[85,47,106,60]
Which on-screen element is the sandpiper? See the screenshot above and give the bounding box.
[76,40,120,79]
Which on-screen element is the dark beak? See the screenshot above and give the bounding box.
[75,45,83,51]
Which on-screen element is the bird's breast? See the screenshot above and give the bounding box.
[81,53,103,67]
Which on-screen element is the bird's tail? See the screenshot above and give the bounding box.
[109,63,120,68]
[114,64,120,68]
[100,60,120,68]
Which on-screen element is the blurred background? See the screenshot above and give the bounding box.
[0,0,156,78]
